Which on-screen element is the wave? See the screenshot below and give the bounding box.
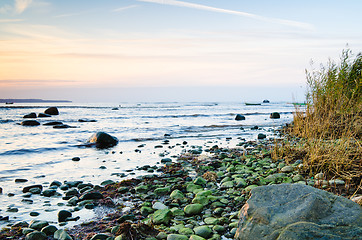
[0,147,66,156]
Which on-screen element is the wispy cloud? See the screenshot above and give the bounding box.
[137,0,313,30]
[0,19,24,23]
[0,4,12,14]
[15,0,32,14]
[112,5,138,12]
[54,12,87,18]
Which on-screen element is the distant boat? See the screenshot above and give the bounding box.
[263,99,270,103]
[245,103,261,106]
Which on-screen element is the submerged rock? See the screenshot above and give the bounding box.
[87,132,118,148]
[23,113,37,118]
[21,120,40,126]
[235,183,362,240]
[270,112,280,119]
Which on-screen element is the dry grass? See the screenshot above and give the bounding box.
[273,49,362,198]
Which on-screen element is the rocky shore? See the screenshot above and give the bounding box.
[0,138,361,240]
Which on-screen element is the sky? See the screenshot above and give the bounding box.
[0,0,361,102]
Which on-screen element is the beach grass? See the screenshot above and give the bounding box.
[273,49,362,199]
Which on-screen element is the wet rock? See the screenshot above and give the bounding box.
[193,226,212,238]
[38,113,51,118]
[280,165,294,173]
[152,209,173,225]
[30,212,40,216]
[100,180,114,186]
[87,132,118,148]
[54,229,73,240]
[90,233,110,240]
[23,113,37,118]
[29,220,49,230]
[15,178,28,183]
[79,191,103,200]
[25,231,47,240]
[23,184,43,193]
[153,201,168,210]
[42,189,56,197]
[235,183,362,240]
[184,204,203,215]
[167,234,188,240]
[71,157,80,161]
[21,120,40,126]
[53,124,73,129]
[270,112,280,119]
[43,121,63,126]
[235,114,246,121]
[170,190,185,200]
[44,107,59,115]
[41,225,58,236]
[58,210,72,222]
[257,133,266,140]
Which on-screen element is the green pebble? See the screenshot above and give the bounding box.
[189,235,206,240]
[170,190,185,200]
[152,209,173,225]
[192,196,209,206]
[178,227,193,236]
[213,225,225,233]
[155,187,171,195]
[184,204,203,215]
[166,234,188,240]
[193,177,207,186]
[204,217,219,225]
[193,226,212,238]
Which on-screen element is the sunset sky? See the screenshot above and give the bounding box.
[1,0,361,102]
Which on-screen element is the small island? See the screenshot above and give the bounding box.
[0,99,72,103]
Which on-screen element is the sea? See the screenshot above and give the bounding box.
[0,101,296,228]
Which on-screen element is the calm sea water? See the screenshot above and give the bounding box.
[0,101,295,227]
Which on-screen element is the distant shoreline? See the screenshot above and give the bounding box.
[0,99,72,103]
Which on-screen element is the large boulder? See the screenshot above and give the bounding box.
[270,112,280,119]
[235,183,362,240]
[235,114,246,121]
[87,132,118,148]
[44,107,59,115]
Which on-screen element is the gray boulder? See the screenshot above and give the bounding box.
[44,107,59,115]
[21,120,40,126]
[270,112,280,119]
[235,183,362,240]
[235,114,246,121]
[87,132,118,148]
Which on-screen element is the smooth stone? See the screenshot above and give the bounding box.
[23,184,43,193]
[204,217,219,225]
[25,231,47,240]
[23,113,37,118]
[90,233,110,240]
[87,132,118,148]
[79,191,103,200]
[270,112,280,119]
[153,201,168,210]
[235,183,362,240]
[54,229,73,240]
[140,206,154,216]
[22,228,35,235]
[235,114,246,121]
[156,232,168,239]
[30,212,40,216]
[329,179,345,185]
[161,158,172,163]
[184,204,203,215]
[178,227,193,236]
[41,225,58,235]
[21,120,40,126]
[155,187,171,195]
[170,190,185,200]
[152,209,173,225]
[44,107,59,115]
[58,210,72,222]
[29,220,49,230]
[281,165,294,173]
[221,181,234,188]
[193,226,212,238]
[43,121,63,126]
[15,178,28,183]
[166,234,188,240]
[193,177,207,186]
[100,180,115,186]
[213,225,225,233]
[71,157,80,161]
[189,235,206,240]
[29,187,42,194]
[314,172,324,180]
[42,189,56,197]
[257,133,267,139]
[292,174,305,182]
[192,196,209,206]
[38,113,51,118]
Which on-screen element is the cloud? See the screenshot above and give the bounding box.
[0,4,12,14]
[0,19,24,23]
[137,0,313,30]
[112,4,138,12]
[15,0,32,14]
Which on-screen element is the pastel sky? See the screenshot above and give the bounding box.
[0,0,361,102]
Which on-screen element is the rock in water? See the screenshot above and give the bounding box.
[21,120,40,126]
[235,114,246,121]
[23,113,37,118]
[44,107,59,115]
[270,112,280,119]
[88,132,118,148]
[235,183,362,240]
